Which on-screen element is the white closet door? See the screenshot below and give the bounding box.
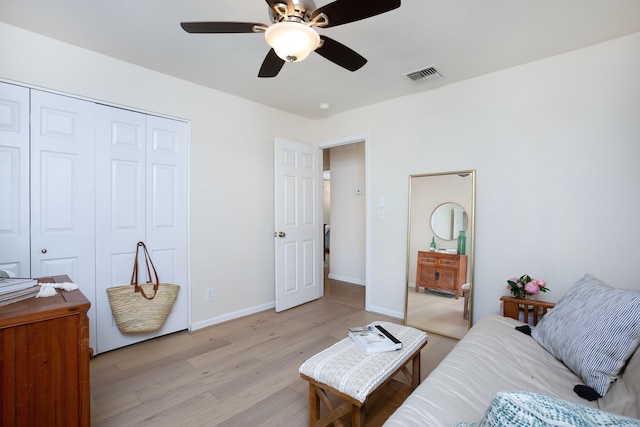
[95,106,188,353]
[145,115,189,338]
[30,90,96,330]
[0,82,30,276]
[95,105,148,353]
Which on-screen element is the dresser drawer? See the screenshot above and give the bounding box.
[417,253,437,265]
[438,258,459,268]
[418,251,459,268]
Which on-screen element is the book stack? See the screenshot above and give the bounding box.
[0,278,40,306]
[348,324,403,353]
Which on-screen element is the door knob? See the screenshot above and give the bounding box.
[41,249,47,254]
[277,231,286,238]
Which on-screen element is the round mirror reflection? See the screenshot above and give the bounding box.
[430,202,468,240]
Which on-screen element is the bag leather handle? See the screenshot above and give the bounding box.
[130,241,160,300]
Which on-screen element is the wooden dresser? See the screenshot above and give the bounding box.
[0,275,91,427]
[416,251,468,299]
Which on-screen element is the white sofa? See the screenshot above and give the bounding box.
[384,275,640,426]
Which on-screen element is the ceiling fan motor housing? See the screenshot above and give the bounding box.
[270,0,317,24]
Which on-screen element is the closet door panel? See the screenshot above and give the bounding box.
[38,151,77,232]
[112,160,143,230]
[95,105,147,353]
[38,257,81,280]
[30,90,96,317]
[151,164,177,228]
[0,82,30,276]
[146,115,188,337]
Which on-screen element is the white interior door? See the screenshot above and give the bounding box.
[95,105,188,353]
[274,138,322,312]
[30,89,96,335]
[0,82,30,276]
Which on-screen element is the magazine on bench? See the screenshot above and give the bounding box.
[348,324,402,353]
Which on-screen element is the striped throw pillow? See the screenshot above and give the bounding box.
[531,274,640,397]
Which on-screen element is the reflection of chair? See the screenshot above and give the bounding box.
[461,283,471,319]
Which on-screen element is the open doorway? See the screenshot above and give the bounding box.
[322,142,365,309]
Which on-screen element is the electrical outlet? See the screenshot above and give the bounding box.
[206,288,214,301]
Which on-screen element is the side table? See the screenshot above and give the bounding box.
[500,296,555,326]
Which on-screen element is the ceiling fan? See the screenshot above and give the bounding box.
[180,0,401,78]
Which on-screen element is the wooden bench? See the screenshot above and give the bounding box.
[299,322,428,427]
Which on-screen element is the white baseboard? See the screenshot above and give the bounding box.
[190,301,275,331]
[367,304,404,320]
[327,273,365,286]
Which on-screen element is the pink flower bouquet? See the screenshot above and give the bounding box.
[507,274,549,299]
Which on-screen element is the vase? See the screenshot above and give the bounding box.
[430,236,437,251]
[457,230,466,255]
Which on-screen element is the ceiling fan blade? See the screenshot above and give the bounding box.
[312,0,400,28]
[315,36,367,72]
[180,22,265,34]
[258,48,285,78]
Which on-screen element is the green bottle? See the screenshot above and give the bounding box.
[457,230,466,255]
[430,237,437,251]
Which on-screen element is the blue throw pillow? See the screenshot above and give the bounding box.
[456,391,640,427]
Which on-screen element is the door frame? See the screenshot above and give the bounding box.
[315,133,370,310]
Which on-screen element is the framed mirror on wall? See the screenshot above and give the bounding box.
[405,170,476,339]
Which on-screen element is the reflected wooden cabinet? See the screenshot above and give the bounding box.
[415,251,467,299]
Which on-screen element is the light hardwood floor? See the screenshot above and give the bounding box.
[90,286,458,426]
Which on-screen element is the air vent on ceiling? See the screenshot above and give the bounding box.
[403,66,443,85]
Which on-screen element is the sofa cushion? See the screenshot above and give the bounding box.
[383,315,598,427]
[456,391,640,427]
[599,347,640,419]
[531,274,640,397]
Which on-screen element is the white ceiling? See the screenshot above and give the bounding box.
[1,0,639,119]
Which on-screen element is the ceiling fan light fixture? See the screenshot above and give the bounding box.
[265,21,320,63]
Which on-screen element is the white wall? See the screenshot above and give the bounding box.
[328,142,366,285]
[0,22,313,328]
[312,32,640,322]
[4,21,639,329]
